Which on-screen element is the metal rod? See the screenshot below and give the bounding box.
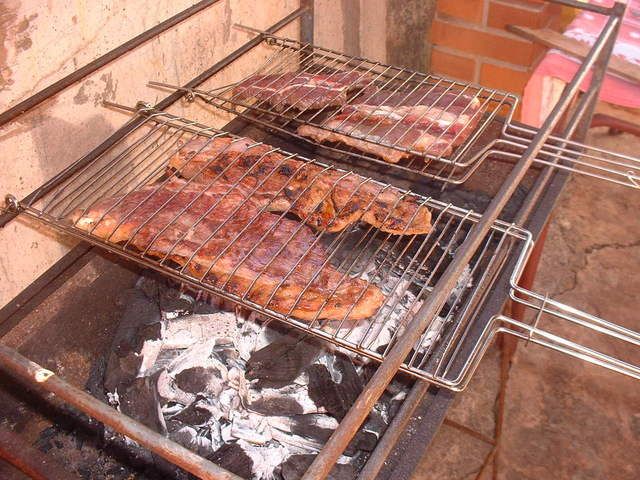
[0,6,308,229]
[546,0,615,15]
[357,381,430,480]
[515,0,625,226]
[0,0,220,129]
[358,2,626,474]
[0,343,241,480]
[302,10,621,479]
[299,0,315,45]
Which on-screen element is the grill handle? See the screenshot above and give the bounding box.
[494,276,640,380]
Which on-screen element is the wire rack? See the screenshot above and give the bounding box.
[15,106,530,382]
[150,35,519,184]
[150,35,640,190]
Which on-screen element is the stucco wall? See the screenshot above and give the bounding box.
[0,0,300,307]
[0,0,428,307]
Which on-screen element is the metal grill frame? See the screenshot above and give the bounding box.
[151,37,640,190]
[0,2,635,480]
[17,106,531,384]
[150,35,519,184]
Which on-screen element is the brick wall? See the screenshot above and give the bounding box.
[429,0,562,115]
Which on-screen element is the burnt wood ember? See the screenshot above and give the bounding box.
[232,71,373,111]
[307,355,363,421]
[116,376,166,434]
[281,454,359,480]
[207,442,253,478]
[70,179,385,323]
[174,367,220,394]
[93,272,412,479]
[246,336,322,389]
[167,136,432,235]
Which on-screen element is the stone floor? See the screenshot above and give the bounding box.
[413,129,640,479]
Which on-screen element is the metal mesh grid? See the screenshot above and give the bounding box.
[152,35,518,184]
[19,108,529,382]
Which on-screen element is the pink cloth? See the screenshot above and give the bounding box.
[522,0,640,126]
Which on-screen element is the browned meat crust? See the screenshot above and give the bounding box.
[167,136,432,235]
[69,179,385,323]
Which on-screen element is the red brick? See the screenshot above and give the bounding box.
[430,47,477,82]
[479,61,531,95]
[487,1,549,31]
[430,18,539,66]
[436,0,485,24]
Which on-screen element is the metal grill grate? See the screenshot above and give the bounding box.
[18,107,529,382]
[150,35,519,184]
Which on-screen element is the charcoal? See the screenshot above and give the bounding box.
[248,396,305,416]
[124,287,162,328]
[281,454,358,480]
[270,414,336,445]
[171,403,212,426]
[207,442,253,479]
[117,375,165,434]
[246,337,320,389]
[307,356,363,420]
[136,271,162,301]
[347,429,377,454]
[174,366,218,394]
[169,425,212,457]
[104,350,143,393]
[159,287,194,316]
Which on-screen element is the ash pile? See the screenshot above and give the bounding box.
[102,273,412,479]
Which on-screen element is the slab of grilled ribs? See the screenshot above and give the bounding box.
[297,87,483,164]
[232,71,373,111]
[166,136,432,235]
[69,179,384,323]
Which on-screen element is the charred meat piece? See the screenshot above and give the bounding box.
[167,136,432,235]
[297,115,454,163]
[297,86,483,163]
[232,71,373,111]
[69,180,384,323]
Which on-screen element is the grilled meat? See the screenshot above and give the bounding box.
[69,179,384,323]
[297,116,454,163]
[297,86,482,163]
[232,71,373,111]
[167,136,432,235]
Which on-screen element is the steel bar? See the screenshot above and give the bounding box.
[0,6,308,229]
[302,10,621,479]
[357,380,430,480]
[546,0,616,15]
[363,2,626,474]
[299,0,314,45]
[0,0,220,129]
[0,343,241,480]
[514,1,624,226]
[0,424,76,480]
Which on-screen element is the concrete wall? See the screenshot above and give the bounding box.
[0,0,434,307]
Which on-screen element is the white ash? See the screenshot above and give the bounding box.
[337,262,475,358]
[119,309,350,479]
[316,352,343,383]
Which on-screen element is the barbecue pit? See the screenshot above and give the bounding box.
[1,1,639,479]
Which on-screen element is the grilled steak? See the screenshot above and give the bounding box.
[297,116,454,163]
[167,136,432,235]
[297,86,483,163]
[232,71,373,111]
[69,179,384,323]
